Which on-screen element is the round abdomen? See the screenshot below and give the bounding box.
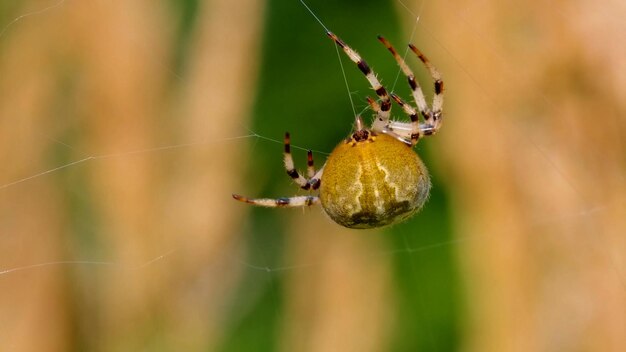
[320,133,430,229]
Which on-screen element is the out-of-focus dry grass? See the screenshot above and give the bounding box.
[279,216,395,352]
[0,0,263,350]
[0,0,625,351]
[425,0,626,350]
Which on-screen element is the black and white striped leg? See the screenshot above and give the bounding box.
[327,31,391,131]
[284,132,309,188]
[365,96,388,127]
[378,36,444,132]
[377,36,429,117]
[408,44,444,128]
[232,194,320,208]
[390,94,435,146]
[306,150,315,178]
[284,132,322,190]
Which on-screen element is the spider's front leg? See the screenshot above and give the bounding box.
[408,43,444,130]
[377,36,444,143]
[327,31,392,131]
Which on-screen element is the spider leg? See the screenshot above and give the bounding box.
[327,32,391,131]
[284,132,311,189]
[378,36,444,131]
[390,94,435,146]
[306,150,315,178]
[365,96,387,128]
[366,96,380,112]
[284,132,323,190]
[232,194,320,207]
[377,36,429,117]
[390,93,420,146]
[232,139,323,208]
[307,167,323,191]
[377,35,443,140]
[385,120,436,144]
[408,44,444,129]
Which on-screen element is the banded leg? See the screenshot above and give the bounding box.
[409,44,444,127]
[306,150,315,178]
[377,36,429,118]
[365,96,386,126]
[284,132,322,190]
[378,36,444,129]
[390,94,435,146]
[327,32,391,130]
[366,96,380,112]
[232,194,320,207]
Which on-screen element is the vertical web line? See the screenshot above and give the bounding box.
[298,0,358,120]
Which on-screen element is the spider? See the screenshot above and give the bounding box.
[233,32,444,229]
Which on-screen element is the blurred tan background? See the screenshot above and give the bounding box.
[0,0,624,351]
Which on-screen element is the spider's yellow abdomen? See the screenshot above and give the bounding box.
[320,131,430,229]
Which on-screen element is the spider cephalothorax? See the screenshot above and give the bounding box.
[233,32,444,229]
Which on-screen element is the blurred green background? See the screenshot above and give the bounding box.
[233,1,458,351]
